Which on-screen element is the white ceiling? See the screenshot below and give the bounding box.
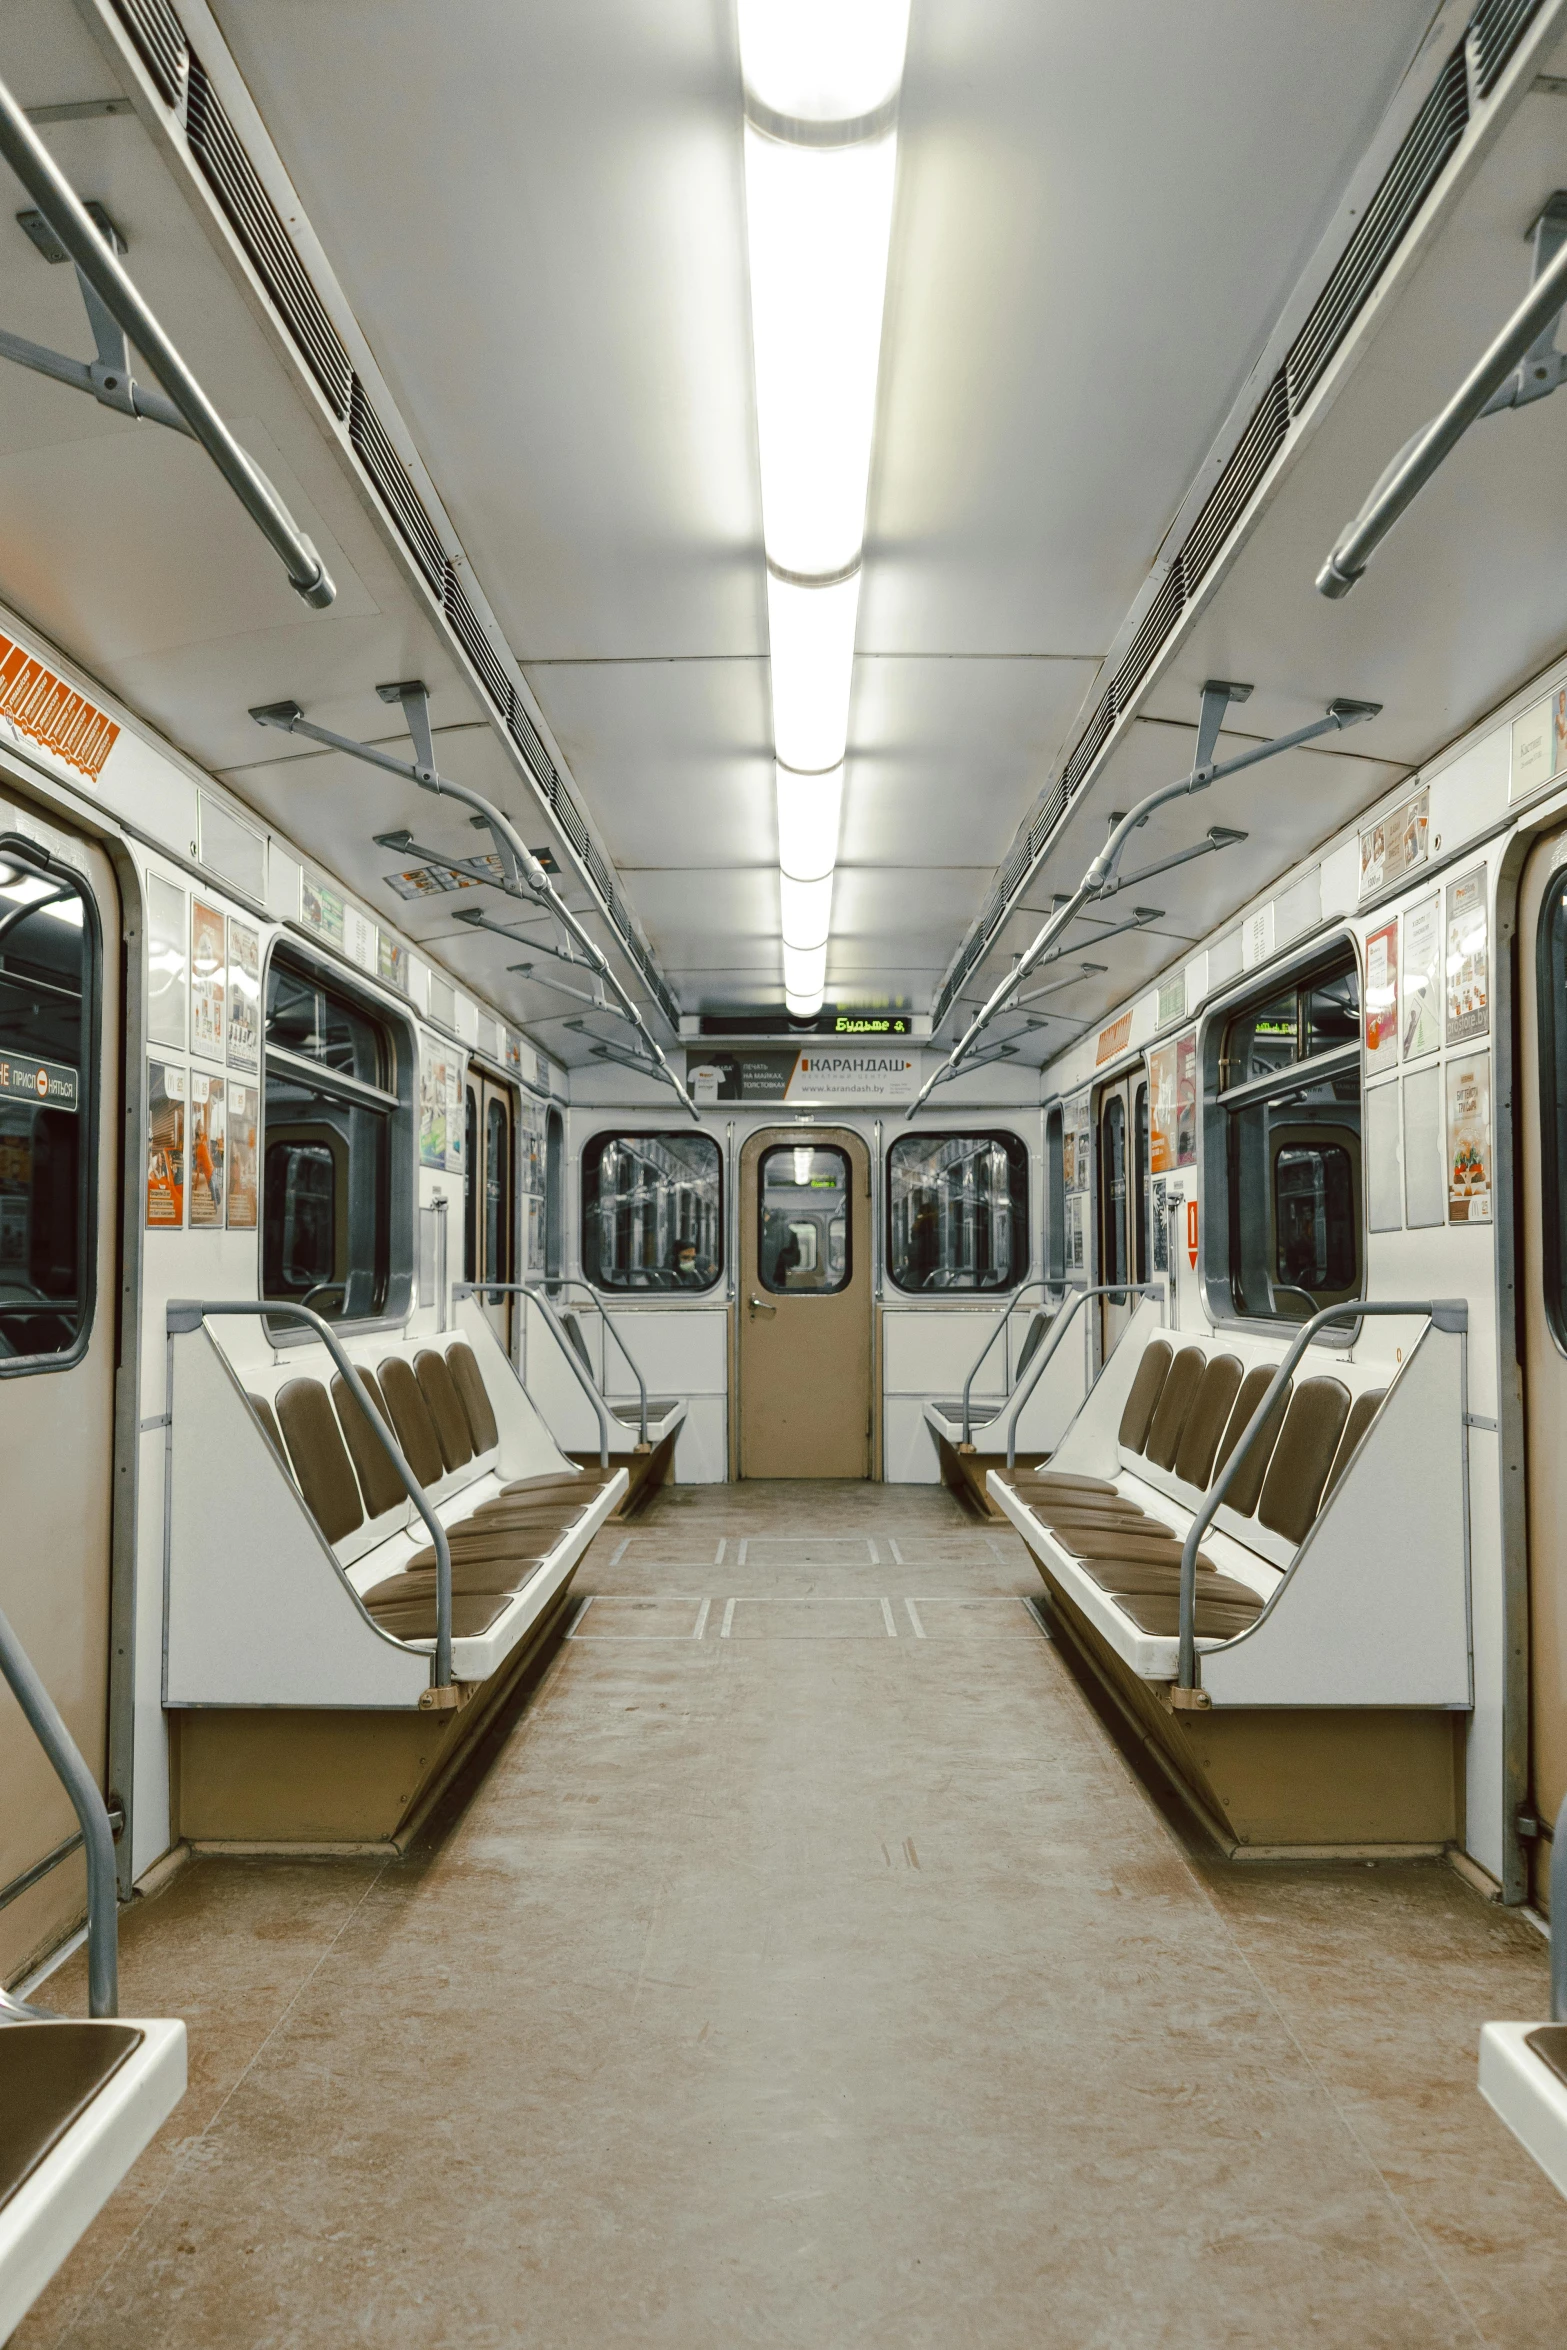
[0,0,1562,1063]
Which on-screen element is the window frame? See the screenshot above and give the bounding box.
[883,1127,1032,1297]
[0,836,102,1381]
[1197,927,1365,1342]
[260,939,415,1335]
[1536,873,1567,1354]
[580,1127,725,1295]
[757,1140,852,1297]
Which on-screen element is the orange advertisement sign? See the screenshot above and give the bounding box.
[1095,1010,1132,1066]
[0,634,118,781]
[1149,1042,1177,1173]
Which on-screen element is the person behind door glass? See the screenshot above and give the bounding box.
[770,1224,802,1286]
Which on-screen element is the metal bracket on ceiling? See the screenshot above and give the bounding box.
[0,200,190,432]
[445,903,596,974]
[1481,194,1567,413]
[249,684,699,1119]
[907,678,1380,1118]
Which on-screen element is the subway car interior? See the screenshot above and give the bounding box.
[9,2,1567,2343]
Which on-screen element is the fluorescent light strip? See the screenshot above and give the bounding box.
[740,0,907,1018]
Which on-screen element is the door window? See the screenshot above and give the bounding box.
[582,1131,722,1290]
[1100,1094,1127,1286]
[1535,876,1567,1347]
[0,847,96,1366]
[485,1096,510,1282]
[885,1131,1029,1292]
[759,1144,850,1293]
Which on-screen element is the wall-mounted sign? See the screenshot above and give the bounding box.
[1095,1010,1132,1066]
[1175,1033,1197,1167]
[685,1047,917,1104]
[146,1060,184,1228]
[0,632,118,781]
[1358,786,1429,898]
[1447,1052,1491,1225]
[0,1052,77,1110]
[1401,895,1441,1061]
[1445,864,1488,1045]
[1364,920,1398,1069]
[1186,1197,1199,1271]
[1149,1041,1177,1174]
[698,1008,912,1038]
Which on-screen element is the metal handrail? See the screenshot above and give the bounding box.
[457,1279,650,1448]
[1175,1297,1468,1690]
[0,73,334,609]
[507,1286,613,1466]
[1552,1789,1567,2025]
[0,1607,119,2016]
[167,1300,456,1690]
[958,1280,1057,1445]
[1003,1282,1165,1468]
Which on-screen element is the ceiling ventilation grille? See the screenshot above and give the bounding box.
[932,4,1533,1033]
[1469,0,1545,97]
[505,691,557,790]
[110,0,188,112]
[348,382,445,588]
[185,59,353,421]
[443,567,514,712]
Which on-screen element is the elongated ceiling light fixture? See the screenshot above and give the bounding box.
[739,0,909,1018]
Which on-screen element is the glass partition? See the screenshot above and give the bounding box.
[758,1143,850,1294]
[582,1131,723,1291]
[886,1131,1029,1293]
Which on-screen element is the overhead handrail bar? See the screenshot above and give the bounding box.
[167,1299,458,1694]
[456,1278,648,1448]
[908,680,1379,1118]
[1003,1281,1166,1468]
[251,685,699,1121]
[1552,1787,1567,2025]
[0,1606,119,2018]
[1317,195,1567,600]
[0,73,334,609]
[957,1279,1058,1446]
[1174,1297,1469,1692]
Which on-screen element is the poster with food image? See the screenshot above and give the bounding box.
[226,918,259,1072]
[190,900,225,1060]
[1445,864,1489,1044]
[419,1046,449,1168]
[226,1083,257,1229]
[146,1060,185,1227]
[1364,921,1398,1067]
[1446,1053,1492,1224]
[1401,895,1442,1060]
[1148,1043,1177,1174]
[188,1072,225,1228]
[1175,1033,1197,1165]
[1359,786,1429,897]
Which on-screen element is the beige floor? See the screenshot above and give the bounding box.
[14,1481,1567,2348]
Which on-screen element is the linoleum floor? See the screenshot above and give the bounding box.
[13,1482,1567,2348]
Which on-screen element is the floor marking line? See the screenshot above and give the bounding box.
[565,1594,595,1638]
[714,1538,726,1566]
[888,1537,905,1565]
[866,1537,880,1564]
[720,1597,736,1638]
[736,1538,748,1565]
[693,1598,711,1640]
[880,1597,898,1637]
[904,1598,926,1639]
[607,1536,631,1566]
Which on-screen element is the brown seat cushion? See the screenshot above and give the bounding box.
[1011,1470,1120,1498]
[1172,1354,1244,1489]
[1144,1346,1207,1471]
[416,1349,475,1473]
[275,1378,364,1544]
[247,1393,289,1469]
[447,1341,501,1454]
[1257,1377,1351,1543]
[332,1369,405,1520]
[0,2021,145,2212]
[1075,1557,1254,1603]
[1111,1589,1263,1637]
[362,1588,511,1639]
[1117,1340,1172,1453]
[377,1358,446,1488]
[407,1523,559,1572]
[1213,1368,1293,1517]
[1030,1502,1155,1538]
[1321,1388,1385,1503]
[360,1557,540,1607]
[497,1470,613,1498]
[1047,1526,1195,1568]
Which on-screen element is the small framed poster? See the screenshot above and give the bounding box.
[146,1060,185,1228]
[226,918,260,1072]
[191,900,226,1061]
[227,1083,258,1229]
[1401,895,1441,1061]
[189,1072,225,1228]
[1446,1052,1492,1225]
[1364,920,1397,1069]
[1445,865,1488,1045]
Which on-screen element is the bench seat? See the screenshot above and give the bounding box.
[1480,2023,1567,2200]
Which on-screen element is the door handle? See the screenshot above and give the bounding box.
[748,1293,776,1319]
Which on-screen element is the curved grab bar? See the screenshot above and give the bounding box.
[958,1280,1061,1446]
[0,1607,119,2016]
[168,1300,457,1693]
[456,1279,645,1450]
[530,1279,649,1446]
[1175,1297,1468,1690]
[508,1286,613,1466]
[1002,1282,1166,1467]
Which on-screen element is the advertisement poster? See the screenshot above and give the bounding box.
[1175,1033,1197,1166]
[1364,920,1398,1068]
[1064,1192,1085,1273]
[191,900,225,1060]
[1447,1052,1492,1224]
[1511,695,1558,803]
[301,873,345,944]
[1401,895,1442,1060]
[226,919,259,1072]
[147,875,187,1050]
[1095,1010,1133,1067]
[419,1047,450,1168]
[445,1058,464,1171]
[1359,786,1429,897]
[1148,1042,1177,1174]
[1445,864,1489,1045]
[146,1060,185,1227]
[188,1072,225,1228]
[687,1047,917,1104]
[378,933,409,994]
[227,1083,258,1229]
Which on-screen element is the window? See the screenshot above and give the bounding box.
[886,1131,1029,1293]
[1099,1094,1127,1285]
[582,1131,722,1291]
[1045,1105,1065,1288]
[1133,1079,1150,1283]
[1213,948,1362,1324]
[1537,878,1567,1347]
[262,953,403,1323]
[0,846,96,1366]
[758,1144,849,1294]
